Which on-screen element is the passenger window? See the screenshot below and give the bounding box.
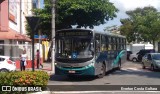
[0,58,4,61]
[101,36,106,51]
[95,34,100,53]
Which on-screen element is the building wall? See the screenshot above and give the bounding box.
[0,0,33,58]
[9,0,20,33]
[0,0,9,31]
[21,0,33,35]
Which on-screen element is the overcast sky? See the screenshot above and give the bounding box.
[94,0,160,32]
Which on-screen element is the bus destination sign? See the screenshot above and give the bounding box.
[56,31,92,37]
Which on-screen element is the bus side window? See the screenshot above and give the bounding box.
[105,36,109,50]
[101,36,106,51]
[95,34,100,53]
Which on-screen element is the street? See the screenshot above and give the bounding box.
[47,61,160,94]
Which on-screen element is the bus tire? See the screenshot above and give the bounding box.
[97,63,106,78]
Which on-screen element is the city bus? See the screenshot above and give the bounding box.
[55,28,126,78]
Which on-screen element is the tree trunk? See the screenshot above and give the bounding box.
[153,40,155,50]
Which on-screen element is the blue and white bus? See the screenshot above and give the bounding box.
[55,29,126,78]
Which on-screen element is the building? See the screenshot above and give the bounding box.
[0,0,32,60]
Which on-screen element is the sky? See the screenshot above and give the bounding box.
[94,0,160,32]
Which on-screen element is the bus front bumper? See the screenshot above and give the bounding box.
[55,65,95,76]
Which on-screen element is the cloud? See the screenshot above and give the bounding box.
[110,0,160,11]
[94,0,160,31]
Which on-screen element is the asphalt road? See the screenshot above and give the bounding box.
[48,61,160,94]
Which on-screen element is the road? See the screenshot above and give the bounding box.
[48,61,160,94]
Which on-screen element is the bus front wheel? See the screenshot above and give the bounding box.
[97,63,106,78]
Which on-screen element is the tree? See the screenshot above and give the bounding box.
[120,18,135,43]
[120,6,160,49]
[26,0,118,40]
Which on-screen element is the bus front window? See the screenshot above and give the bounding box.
[56,38,94,59]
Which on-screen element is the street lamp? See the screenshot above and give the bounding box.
[26,16,40,71]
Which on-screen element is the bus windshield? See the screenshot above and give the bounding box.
[56,37,94,59]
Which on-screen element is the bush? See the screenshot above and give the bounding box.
[0,71,50,94]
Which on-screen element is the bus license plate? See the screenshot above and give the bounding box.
[69,70,75,73]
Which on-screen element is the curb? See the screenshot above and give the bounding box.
[29,91,51,94]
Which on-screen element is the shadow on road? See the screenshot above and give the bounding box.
[49,75,96,82]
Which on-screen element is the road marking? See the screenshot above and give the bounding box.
[122,67,150,72]
[122,67,139,70]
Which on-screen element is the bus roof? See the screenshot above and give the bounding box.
[56,28,126,38]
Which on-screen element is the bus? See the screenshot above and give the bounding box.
[55,28,126,78]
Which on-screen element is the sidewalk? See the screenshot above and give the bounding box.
[16,62,54,75]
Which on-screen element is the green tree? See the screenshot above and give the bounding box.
[26,0,118,39]
[120,18,135,43]
[120,6,160,49]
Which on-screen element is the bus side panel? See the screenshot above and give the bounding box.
[121,50,127,65]
[112,50,126,68]
[55,65,95,76]
[94,51,108,75]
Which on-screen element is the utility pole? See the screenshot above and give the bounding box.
[51,0,56,74]
[39,30,41,66]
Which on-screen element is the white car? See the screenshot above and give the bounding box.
[129,53,138,62]
[0,56,16,72]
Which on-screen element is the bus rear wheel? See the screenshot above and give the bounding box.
[97,63,106,78]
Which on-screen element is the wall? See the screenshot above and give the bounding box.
[9,0,20,33]
[0,0,9,31]
[21,0,33,35]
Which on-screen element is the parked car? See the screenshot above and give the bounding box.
[127,51,132,60]
[142,53,160,71]
[129,49,155,62]
[0,56,16,72]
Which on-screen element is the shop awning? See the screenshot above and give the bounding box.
[0,28,31,42]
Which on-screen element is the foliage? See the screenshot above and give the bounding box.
[56,0,118,29]
[120,6,160,48]
[0,71,50,94]
[26,0,118,40]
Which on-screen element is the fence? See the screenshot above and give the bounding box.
[0,43,32,61]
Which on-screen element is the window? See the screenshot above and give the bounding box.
[108,37,111,43]
[56,38,93,59]
[95,34,100,52]
[112,37,115,43]
[101,36,106,51]
[108,44,112,50]
[0,57,5,61]
[0,40,4,55]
